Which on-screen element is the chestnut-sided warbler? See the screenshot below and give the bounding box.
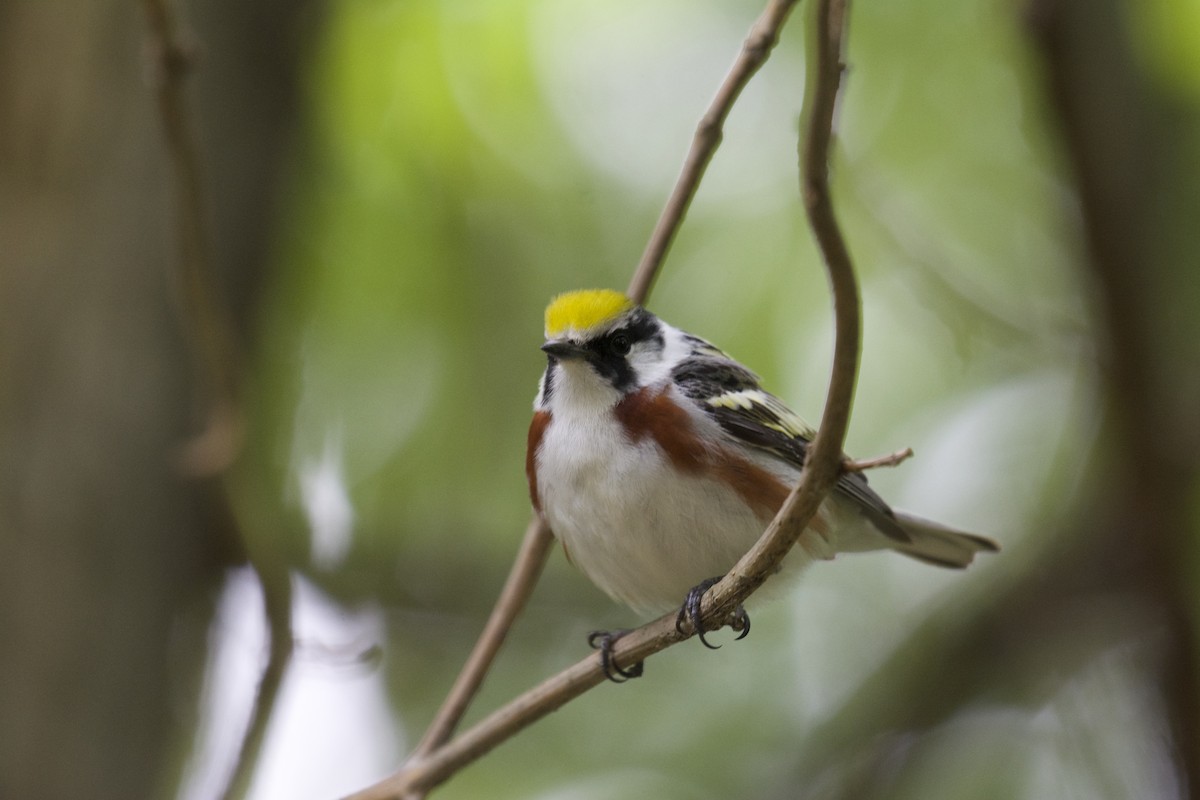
[527,289,996,675]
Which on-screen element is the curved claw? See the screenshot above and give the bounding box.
[675,576,751,649]
[691,583,721,649]
[588,629,644,682]
[731,606,751,641]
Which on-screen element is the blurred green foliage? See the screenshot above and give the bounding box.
[228,0,1188,797]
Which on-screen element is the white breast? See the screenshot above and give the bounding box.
[535,404,817,615]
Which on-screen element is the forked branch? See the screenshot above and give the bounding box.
[627,0,803,304]
[346,0,857,797]
[677,0,856,661]
[391,0,806,783]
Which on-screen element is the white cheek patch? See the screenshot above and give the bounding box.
[627,324,690,389]
[626,344,665,387]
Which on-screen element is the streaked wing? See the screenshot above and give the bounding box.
[671,341,910,543]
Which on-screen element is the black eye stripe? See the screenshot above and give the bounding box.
[596,309,660,355]
[547,309,664,393]
[586,347,635,392]
[541,359,557,402]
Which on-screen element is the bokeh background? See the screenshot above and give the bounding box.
[3,0,1200,798]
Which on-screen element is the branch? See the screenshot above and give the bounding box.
[680,0,856,652]
[142,0,242,475]
[346,610,684,800]
[222,565,294,800]
[345,0,857,796]
[626,0,801,304]
[382,0,805,786]
[844,447,913,472]
[141,3,292,797]
[408,518,554,758]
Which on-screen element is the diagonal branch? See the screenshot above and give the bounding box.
[627,0,802,304]
[674,0,857,667]
[221,565,294,800]
[345,0,857,796]
[396,0,805,780]
[409,518,554,759]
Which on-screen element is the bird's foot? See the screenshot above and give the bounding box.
[587,629,644,683]
[674,576,751,649]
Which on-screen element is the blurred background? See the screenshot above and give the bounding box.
[3,0,1199,798]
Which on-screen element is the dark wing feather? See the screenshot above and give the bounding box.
[671,342,910,543]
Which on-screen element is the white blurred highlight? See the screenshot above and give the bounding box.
[300,428,355,570]
[179,569,402,800]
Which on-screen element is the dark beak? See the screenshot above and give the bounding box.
[541,340,588,360]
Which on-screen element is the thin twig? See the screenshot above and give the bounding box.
[345,611,685,800]
[380,1,805,788]
[142,0,242,475]
[626,0,801,303]
[844,447,913,472]
[410,518,555,757]
[141,3,292,797]
[345,0,857,796]
[676,0,856,651]
[222,567,294,800]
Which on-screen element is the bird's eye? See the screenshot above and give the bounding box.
[609,332,632,356]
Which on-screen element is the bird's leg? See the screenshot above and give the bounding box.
[587,629,644,682]
[675,576,751,649]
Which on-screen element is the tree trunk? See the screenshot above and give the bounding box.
[0,1,314,797]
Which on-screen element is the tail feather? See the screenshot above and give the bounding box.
[891,511,999,569]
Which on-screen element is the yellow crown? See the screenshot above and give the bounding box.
[544,289,634,338]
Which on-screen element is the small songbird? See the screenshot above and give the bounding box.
[526,289,996,677]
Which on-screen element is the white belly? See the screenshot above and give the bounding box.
[536,412,815,615]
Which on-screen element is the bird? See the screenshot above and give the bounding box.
[525,289,997,679]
